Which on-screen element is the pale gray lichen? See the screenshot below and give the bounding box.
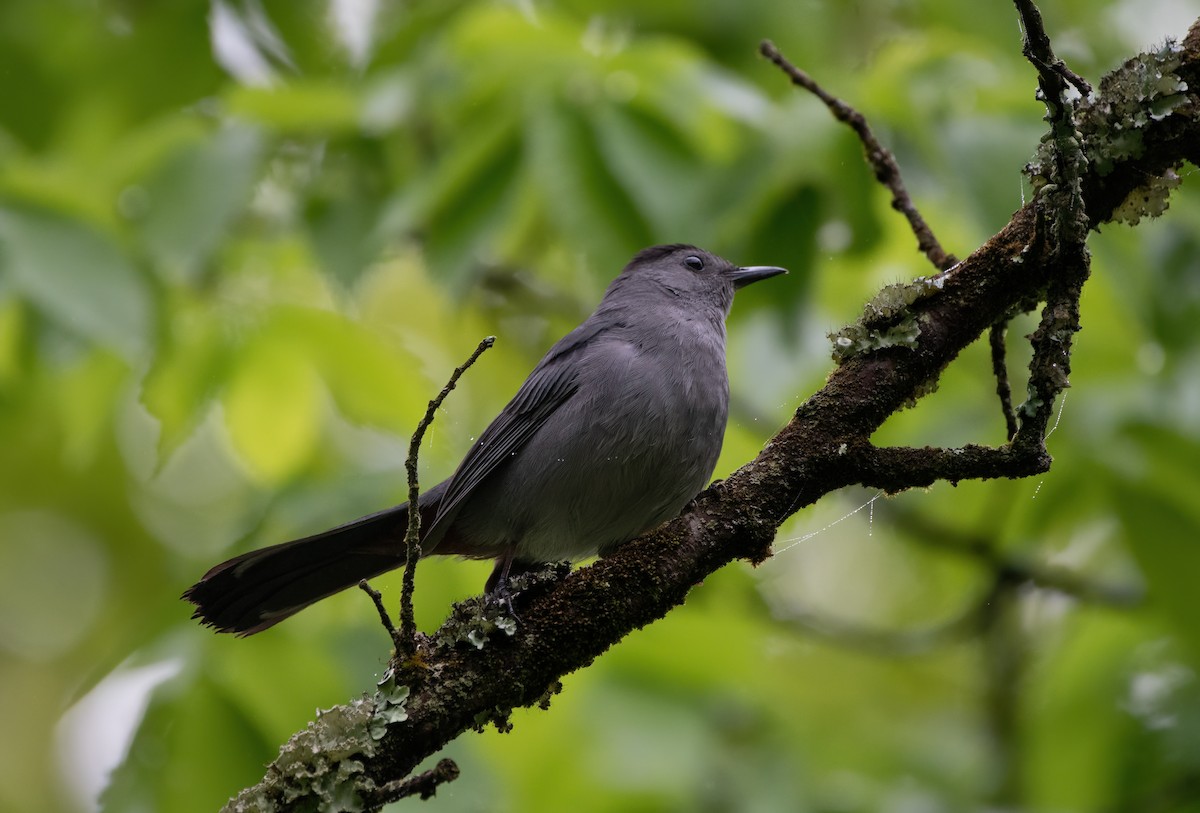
[461,610,518,649]
[369,675,410,740]
[434,593,520,651]
[434,564,566,653]
[828,275,944,363]
[1083,40,1189,175]
[830,319,922,361]
[1017,361,1071,421]
[219,675,422,812]
[222,697,378,813]
[1111,167,1183,225]
[1017,393,1044,421]
[1024,39,1191,225]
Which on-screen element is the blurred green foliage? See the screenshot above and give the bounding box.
[1,0,1198,811]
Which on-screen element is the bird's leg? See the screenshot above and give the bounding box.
[486,551,559,618]
[485,552,520,617]
[485,553,514,595]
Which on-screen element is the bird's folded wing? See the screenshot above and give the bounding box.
[421,326,602,545]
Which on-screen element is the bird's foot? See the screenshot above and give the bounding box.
[483,559,571,619]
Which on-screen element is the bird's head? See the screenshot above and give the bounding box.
[612,244,787,314]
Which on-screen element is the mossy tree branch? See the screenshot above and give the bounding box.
[223,14,1200,812]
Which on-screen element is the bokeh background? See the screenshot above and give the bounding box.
[3,0,1200,811]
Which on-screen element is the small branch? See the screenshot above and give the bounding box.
[358,580,404,651]
[401,336,497,652]
[759,39,957,272]
[363,758,460,810]
[772,599,985,656]
[1013,256,1086,449]
[1009,0,1091,455]
[1101,771,1200,813]
[989,322,1020,441]
[775,499,1142,658]
[847,442,1051,493]
[1013,0,1092,97]
[979,571,1024,805]
[891,508,1143,608]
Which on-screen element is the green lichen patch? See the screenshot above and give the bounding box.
[436,595,519,651]
[1025,39,1191,221]
[220,676,424,811]
[369,675,411,740]
[829,275,945,363]
[1111,167,1183,225]
[433,563,568,652]
[1081,42,1188,175]
[223,698,378,812]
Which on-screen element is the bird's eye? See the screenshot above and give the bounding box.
[684,256,704,271]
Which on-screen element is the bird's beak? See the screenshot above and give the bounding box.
[730,265,788,289]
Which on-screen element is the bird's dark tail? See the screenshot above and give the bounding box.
[184,497,434,635]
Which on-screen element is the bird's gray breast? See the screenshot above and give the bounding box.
[453,319,730,562]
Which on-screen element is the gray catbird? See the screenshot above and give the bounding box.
[184,244,785,634]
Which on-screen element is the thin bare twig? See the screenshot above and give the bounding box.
[891,508,1143,608]
[989,322,1020,441]
[774,497,1142,659]
[400,337,497,653]
[1100,772,1200,813]
[759,39,957,272]
[1013,0,1092,97]
[363,758,460,810]
[358,580,404,651]
[772,599,985,656]
[978,571,1024,805]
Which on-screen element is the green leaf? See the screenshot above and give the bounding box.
[739,183,820,319]
[225,82,362,133]
[1023,613,1145,810]
[140,299,233,460]
[1113,480,1200,661]
[591,104,707,236]
[100,663,274,813]
[0,206,151,360]
[57,350,129,469]
[528,99,653,274]
[137,125,264,283]
[221,328,322,485]
[401,111,524,288]
[272,307,426,434]
[0,297,26,386]
[306,165,386,289]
